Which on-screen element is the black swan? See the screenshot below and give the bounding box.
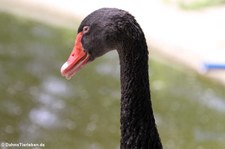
[61,8,162,149]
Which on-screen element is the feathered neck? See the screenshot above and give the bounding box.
[117,26,163,149]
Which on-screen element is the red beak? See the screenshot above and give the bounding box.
[61,32,90,80]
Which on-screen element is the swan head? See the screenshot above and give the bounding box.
[61,8,134,79]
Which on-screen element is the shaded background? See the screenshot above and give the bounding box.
[0,0,225,149]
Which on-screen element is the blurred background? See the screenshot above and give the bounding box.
[0,0,225,149]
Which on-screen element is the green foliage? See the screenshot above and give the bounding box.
[179,0,225,10]
[164,0,225,10]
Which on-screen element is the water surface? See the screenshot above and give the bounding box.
[0,12,225,149]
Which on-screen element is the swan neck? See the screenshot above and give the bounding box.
[118,40,162,149]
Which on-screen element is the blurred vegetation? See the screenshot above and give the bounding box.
[164,0,225,10]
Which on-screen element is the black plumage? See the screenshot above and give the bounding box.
[67,8,163,149]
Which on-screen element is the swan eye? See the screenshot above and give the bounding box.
[83,26,90,34]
